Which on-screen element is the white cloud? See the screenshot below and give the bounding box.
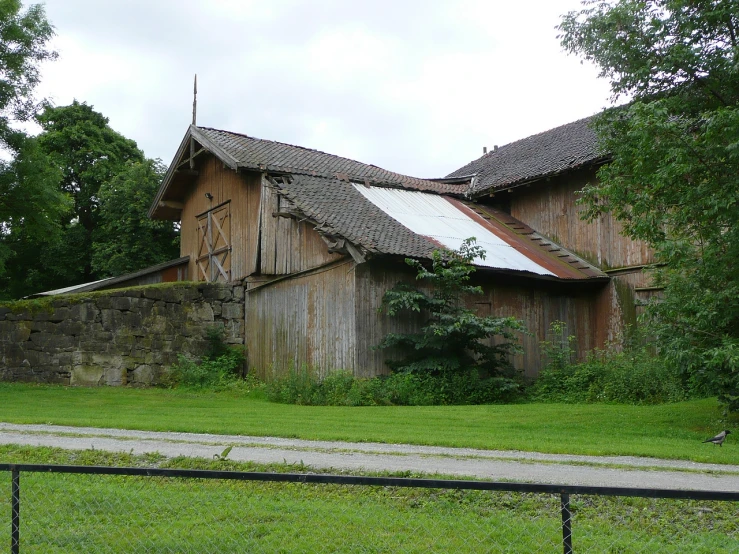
[34,0,610,177]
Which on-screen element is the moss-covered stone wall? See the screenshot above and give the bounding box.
[0,283,244,386]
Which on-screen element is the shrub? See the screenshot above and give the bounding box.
[265,366,521,406]
[164,325,247,390]
[378,238,527,401]
[530,323,688,405]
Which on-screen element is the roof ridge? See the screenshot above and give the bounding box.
[476,115,596,162]
[197,125,416,177]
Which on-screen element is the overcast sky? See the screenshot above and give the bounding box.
[34,0,612,178]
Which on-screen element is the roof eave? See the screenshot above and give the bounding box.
[148,125,244,220]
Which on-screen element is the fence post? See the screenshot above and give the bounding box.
[561,493,572,554]
[11,468,20,554]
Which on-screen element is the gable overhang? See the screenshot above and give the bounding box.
[148,125,244,220]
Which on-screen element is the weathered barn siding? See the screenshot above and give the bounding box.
[246,259,356,378]
[258,181,343,275]
[353,260,604,379]
[180,156,262,281]
[353,261,426,377]
[505,170,654,270]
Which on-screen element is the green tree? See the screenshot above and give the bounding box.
[0,0,56,150]
[379,239,526,403]
[559,1,739,410]
[92,159,179,277]
[0,0,68,297]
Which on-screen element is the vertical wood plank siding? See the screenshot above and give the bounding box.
[354,260,602,378]
[508,170,654,270]
[246,260,357,378]
[180,156,262,281]
[259,181,343,275]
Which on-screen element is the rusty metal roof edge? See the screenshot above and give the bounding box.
[460,202,608,280]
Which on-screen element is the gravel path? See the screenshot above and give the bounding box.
[2,422,739,491]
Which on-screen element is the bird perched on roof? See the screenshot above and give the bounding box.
[702,430,731,446]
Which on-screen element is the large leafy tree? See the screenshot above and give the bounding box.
[0,0,67,294]
[35,100,145,282]
[92,159,179,277]
[559,1,739,409]
[0,0,56,150]
[3,101,180,297]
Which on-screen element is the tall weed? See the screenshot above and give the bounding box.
[531,323,687,404]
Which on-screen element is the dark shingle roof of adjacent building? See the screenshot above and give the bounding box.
[446,116,607,195]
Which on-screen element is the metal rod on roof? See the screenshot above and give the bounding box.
[192,74,198,126]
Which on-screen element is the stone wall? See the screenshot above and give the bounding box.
[0,283,245,386]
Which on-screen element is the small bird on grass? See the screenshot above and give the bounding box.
[703,430,731,447]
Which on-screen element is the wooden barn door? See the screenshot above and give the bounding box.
[196,201,231,282]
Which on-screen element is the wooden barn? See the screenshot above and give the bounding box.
[145,117,655,378]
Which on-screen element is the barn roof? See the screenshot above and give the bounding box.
[446,116,607,195]
[270,173,606,281]
[149,125,469,219]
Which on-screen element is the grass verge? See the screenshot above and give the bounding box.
[0,445,737,552]
[0,383,738,463]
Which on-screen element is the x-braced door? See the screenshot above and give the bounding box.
[196,201,231,282]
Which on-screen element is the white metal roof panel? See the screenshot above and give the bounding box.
[353,185,554,276]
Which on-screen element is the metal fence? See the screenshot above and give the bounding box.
[2,463,738,553]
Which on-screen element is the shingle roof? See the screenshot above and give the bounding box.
[194,126,467,194]
[269,174,607,281]
[446,116,607,195]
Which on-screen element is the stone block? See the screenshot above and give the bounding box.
[104,365,126,386]
[131,364,155,385]
[109,296,135,311]
[29,320,57,333]
[146,287,184,303]
[122,311,143,329]
[0,307,11,321]
[233,286,245,301]
[221,303,244,320]
[69,303,99,323]
[187,303,214,323]
[71,365,104,386]
[211,302,222,316]
[48,306,72,322]
[145,351,164,364]
[165,303,185,320]
[0,321,31,343]
[201,284,233,301]
[143,314,169,335]
[56,319,86,336]
[101,309,125,331]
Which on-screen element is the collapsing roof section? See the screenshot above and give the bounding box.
[269,174,606,281]
[148,120,606,281]
[149,125,470,219]
[446,116,608,196]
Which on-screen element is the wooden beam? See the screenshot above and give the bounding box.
[158,200,184,210]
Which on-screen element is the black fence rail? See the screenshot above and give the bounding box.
[2,463,739,553]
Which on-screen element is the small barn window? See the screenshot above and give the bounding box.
[196,201,231,282]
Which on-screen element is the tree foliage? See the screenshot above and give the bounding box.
[92,159,179,277]
[379,239,526,403]
[1,101,180,298]
[559,0,739,410]
[0,0,56,150]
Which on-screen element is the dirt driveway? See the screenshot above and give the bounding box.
[2,422,739,491]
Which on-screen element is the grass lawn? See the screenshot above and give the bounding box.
[0,383,738,463]
[1,446,737,553]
